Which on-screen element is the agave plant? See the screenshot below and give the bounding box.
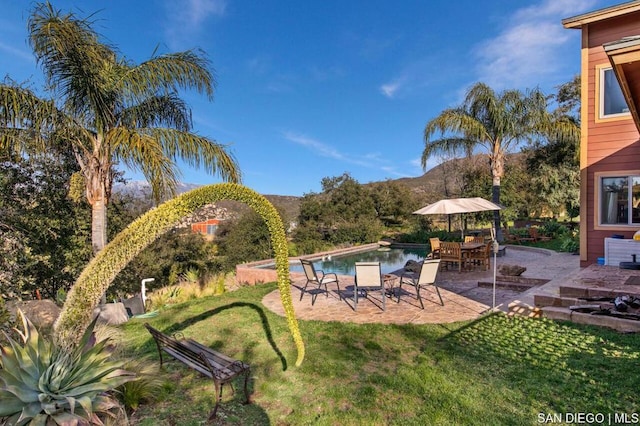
[0,311,136,425]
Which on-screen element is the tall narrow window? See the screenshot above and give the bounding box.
[600,67,629,118]
[601,176,628,224]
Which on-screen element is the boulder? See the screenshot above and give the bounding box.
[404,260,421,273]
[92,302,129,325]
[6,300,61,330]
[499,264,527,276]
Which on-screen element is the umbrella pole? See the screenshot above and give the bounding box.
[491,226,498,310]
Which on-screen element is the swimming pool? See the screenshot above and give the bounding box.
[290,246,427,275]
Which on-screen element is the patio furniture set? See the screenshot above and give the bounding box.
[299,257,443,312]
[429,237,492,272]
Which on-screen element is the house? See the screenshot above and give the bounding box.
[191,218,224,239]
[563,1,640,267]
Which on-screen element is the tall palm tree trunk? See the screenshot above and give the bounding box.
[492,182,503,242]
[91,199,107,255]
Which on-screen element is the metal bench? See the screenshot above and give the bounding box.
[144,323,251,420]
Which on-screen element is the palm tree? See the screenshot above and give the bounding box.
[422,82,576,241]
[0,2,240,256]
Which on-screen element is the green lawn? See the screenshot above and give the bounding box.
[120,283,640,425]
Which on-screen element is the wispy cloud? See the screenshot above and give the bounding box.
[0,41,33,64]
[163,0,227,46]
[380,80,402,98]
[283,131,347,161]
[283,130,411,177]
[378,56,446,99]
[473,0,597,90]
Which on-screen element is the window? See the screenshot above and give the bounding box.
[600,175,640,225]
[206,224,218,235]
[599,67,629,119]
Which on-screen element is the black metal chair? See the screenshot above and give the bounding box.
[300,259,340,304]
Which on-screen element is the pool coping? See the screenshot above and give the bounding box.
[235,242,429,285]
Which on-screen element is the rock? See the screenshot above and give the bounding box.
[499,264,527,276]
[404,260,421,273]
[5,300,61,330]
[92,303,129,325]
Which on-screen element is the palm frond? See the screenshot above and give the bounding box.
[119,50,216,104]
[28,2,117,128]
[146,127,241,183]
[0,82,62,155]
[108,127,179,201]
[118,93,191,131]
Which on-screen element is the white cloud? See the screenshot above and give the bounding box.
[282,131,346,161]
[0,41,34,64]
[473,0,597,90]
[282,130,409,176]
[380,81,401,98]
[163,0,226,45]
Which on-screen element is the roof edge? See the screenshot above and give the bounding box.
[563,1,640,29]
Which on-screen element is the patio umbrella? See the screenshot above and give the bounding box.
[413,197,502,310]
[413,197,502,216]
[413,197,501,238]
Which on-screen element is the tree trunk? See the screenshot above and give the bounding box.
[91,198,108,304]
[492,183,503,243]
[490,148,504,243]
[91,198,107,255]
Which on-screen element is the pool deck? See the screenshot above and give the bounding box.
[261,245,580,324]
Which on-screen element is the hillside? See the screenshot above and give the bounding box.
[114,153,523,222]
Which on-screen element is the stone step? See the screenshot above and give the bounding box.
[478,281,539,292]
[559,285,640,299]
[541,306,640,333]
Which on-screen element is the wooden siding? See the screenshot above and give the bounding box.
[580,11,640,266]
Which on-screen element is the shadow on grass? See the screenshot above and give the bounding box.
[162,301,288,371]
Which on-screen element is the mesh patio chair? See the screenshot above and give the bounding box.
[354,261,385,311]
[300,259,340,304]
[398,259,443,308]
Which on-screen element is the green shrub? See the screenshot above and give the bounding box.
[0,311,135,425]
[117,358,165,412]
[559,232,579,253]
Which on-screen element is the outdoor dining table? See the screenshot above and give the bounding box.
[459,242,485,271]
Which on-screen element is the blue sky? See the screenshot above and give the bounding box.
[0,0,622,196]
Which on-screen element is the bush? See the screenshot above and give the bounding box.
[559,231,579,253]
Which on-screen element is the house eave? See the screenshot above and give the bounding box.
[605,36,640,132]
[563,1,640,29]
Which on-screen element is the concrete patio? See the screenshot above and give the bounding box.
[262,246,581,325]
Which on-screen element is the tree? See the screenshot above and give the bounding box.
[217,209,279,270]
[0,2,240,261]
[369,180,417,226]
[422,82,576,240]
[526,76,580,219]
[0,151,92,300]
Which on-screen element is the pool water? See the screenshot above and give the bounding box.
[290,247,428,275]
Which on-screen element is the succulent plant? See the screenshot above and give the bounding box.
[0,310,135,425]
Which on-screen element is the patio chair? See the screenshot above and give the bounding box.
[468,242,491,271]
[354,262,385,311]
[398,259,443,308]
[464,236,485,244]
[503,227,521,244]
[429,237,441,259]
[439,241,463,272]
[300,259,340,304]
[529,227,552,242]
